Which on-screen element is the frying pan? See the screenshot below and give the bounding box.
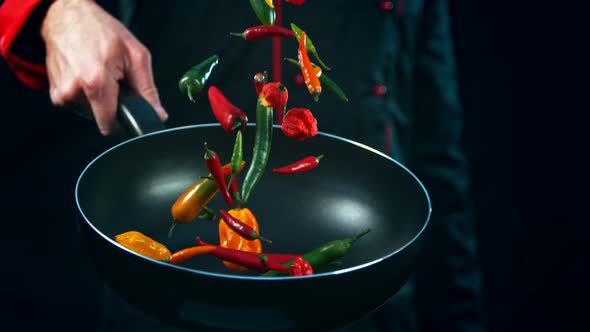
[75,96,431,331]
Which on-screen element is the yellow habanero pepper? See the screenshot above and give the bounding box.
[115,231,171,261]
[218,208,262,271]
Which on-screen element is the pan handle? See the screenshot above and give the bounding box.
[117,94,166,137]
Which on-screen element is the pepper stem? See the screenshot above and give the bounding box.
[316,154,325,161]
[352,229,371,242]
[203,142,215,159]
[253,232,273,244]
[187,85,195,103]
[168,221,178,239]
[229,32,246,39]
[312,92,321,102]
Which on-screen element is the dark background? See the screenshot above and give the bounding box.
[1,1,586,332]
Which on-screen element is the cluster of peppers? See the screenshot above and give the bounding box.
[115,0,368,277]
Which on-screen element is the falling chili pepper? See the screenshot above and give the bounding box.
[230,25,295,41]
[219,209,272,243]
[197,238,292,273]
[281,108,318,141]
[289,256,314,276]
[254,72,266,96]
[298,31,322,102]
[286,0,306,5]
[259,82,289,110]
[204,143,233,208]
[284,57,348,102]
[291,23,330,70]
[168,245,216,265]
[170,161,245,237]
[241,93,274,203]
[217,207,263,271]
[178,54,219,102]
[273,155,324,175]
[258,255,290,273]
[249,0,276,26]
[262,229,371,277]
[207,86,248,134]
[114,231,171,261]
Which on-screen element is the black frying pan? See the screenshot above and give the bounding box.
[75,96,431,331]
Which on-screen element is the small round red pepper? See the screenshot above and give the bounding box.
[260,82,288,110]
[289,256,314,276]
[281,108,318,141]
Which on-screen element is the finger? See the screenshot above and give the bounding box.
[84,72,120,136]
[125,44,168,122]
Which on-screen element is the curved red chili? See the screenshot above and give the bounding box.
[207,86,248,134]
[219,209,272,243]
[196,237,279,272]
[230,25,295,41]
[273,155,323,175]
[204,143,233,207]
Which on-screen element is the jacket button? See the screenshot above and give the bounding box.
[293,73,305,87]
[373,84,387,97]
[378,0,394,12]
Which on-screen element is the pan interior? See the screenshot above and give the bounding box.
[76,124,430,276]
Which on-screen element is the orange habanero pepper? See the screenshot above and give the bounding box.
[218,207,263,271]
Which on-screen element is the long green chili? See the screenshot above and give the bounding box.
[261,229,371,277]
[240,95,274,203]
[178,55,219,102]
[249,0,276,26]
[290,23,330,71]
[284,57,349,102]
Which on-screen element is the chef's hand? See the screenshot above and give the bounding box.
[41,0,168,136]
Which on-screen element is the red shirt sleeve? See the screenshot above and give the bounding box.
[0,0,48,90]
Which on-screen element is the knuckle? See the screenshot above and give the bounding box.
[131,44,151,65]
[81,73,104,97]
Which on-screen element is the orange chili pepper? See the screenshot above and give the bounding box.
[218,207,262,271]
[298,31,322,101]
[114,231,171,261]
[168,245,216,265]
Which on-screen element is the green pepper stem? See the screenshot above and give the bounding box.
[352,229,371,242]
[316,154,325,161]
[254,233,273,244]
[168,221,178,239]
[187,85,195,103]
[229,32,246,39]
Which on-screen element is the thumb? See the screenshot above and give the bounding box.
[125,44,168,122]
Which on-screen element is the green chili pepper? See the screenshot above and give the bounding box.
[290,23,331,71]
[178,55,219,102]
[261,229,371,277]
[249,0,276,26]
[241,94,274,203]
[231,130,243,177]
[284,57,348,102]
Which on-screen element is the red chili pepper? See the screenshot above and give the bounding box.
[219,209,272,243]
[259,82,288,110]
[207,86,248,134]
[258,255,290,273]
[229,177,242,203]
[230,25,296,41]
[281,108,318,141]
[203,143,233,207]
[195,236,299,272]
[254,72,266,96]
[298,31,322,101]
[286,0,306,5]
[196,237,284,272]
[273,155,323,175]
[289,256,314,276]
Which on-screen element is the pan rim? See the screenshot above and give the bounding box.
[75,123,432,281]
